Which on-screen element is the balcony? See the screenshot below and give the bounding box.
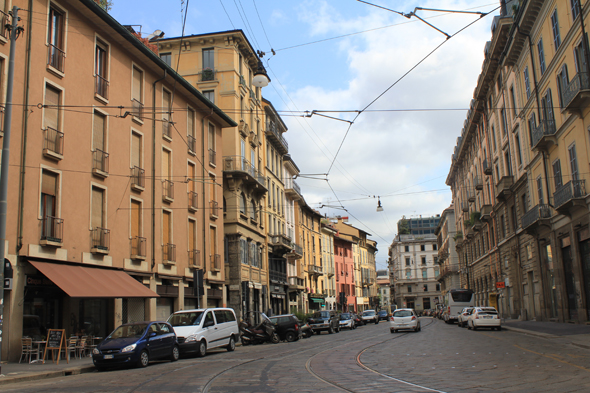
[95,74,109,99]
[467,190,476,203]
[208,288,223,299]
[480,204,493,222]
[92,149,109,178]
[131,99,143,120]
[199,68,216,82]
[189,249,201,268]
[162,120,171,140]
[131,166,145,192]
[562,72,590,114]
[131,236,146,260]
[474,176,483,190]
[269,233,293,252]
[162,180,174,203]
[91,227,110,254]
[435,264,460,282]
[248,131,259,147]
[223,156,267,194]
[495,176,513,201]
[326,266,335,277]
[462,202,469,212]
[209,148,216,166]
[163,243,176,264]
[270,270,287,284]
[553,180,586,215]
[522,204,553,232]
[210,254,221,271]
[43,127,64,160]
[210,200,219,219]
[483,159,492,175]
[47,44,65,73]
[285,242,303,259]
[186,134,196,154]
[531,119,557,151]
[40,215,63,247]
[288,276,305,291]
[284,178,302,200]
[309,264,323,276]
[265,120,288,155]
[188,191,198,212]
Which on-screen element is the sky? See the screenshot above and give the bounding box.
[110,0,502,270]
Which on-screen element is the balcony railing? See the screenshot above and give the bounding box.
[162,120,171,139]
[199,68,216,82]
[91,227,110,252]
[483,159,492,175]
[554,180,586,209]
[92,149,109,175]
[163,243,176,263]
[95,74,109,99]
[209,148,216,166]
[265,120,289,152]
[270,233,293,249]
[187,134,196,153]
[285,178,301,196]
[435,264,459,281]
[47,44,65,72]
[188,191,198,211]
[41,215,63,244]
[211,254,221,271]
[189,249,201,268]
[474,176,483,190]
[131,99,143,120]
[309,264,323,275]
[43,127,64,158]
[131,236,146,259]
[522,204,553,229]
[131,166,145,190]
[270,270,287,283]
[562,72,590,109]
[531,119,557,149]
[162,179,174,202]
[288,276,305,288]
[223,156,266,189]
[210,200,218,218]
[495,176,513,200]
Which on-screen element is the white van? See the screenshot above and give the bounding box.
[167,308,239,357]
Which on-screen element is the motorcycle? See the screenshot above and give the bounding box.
[239,311,280,345]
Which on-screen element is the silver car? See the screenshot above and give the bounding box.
[390,308,421,333]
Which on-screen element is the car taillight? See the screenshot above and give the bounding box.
[411,316,416,321]
[475,314,479,319]
[390,316,394,321]
[295,324,299,331]
[448,306,450,313]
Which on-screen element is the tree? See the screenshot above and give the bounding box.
[95,0,113,12]
[397,216,410,235]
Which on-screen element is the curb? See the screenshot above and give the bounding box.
[0,365,96,386]
[501,325,558,339]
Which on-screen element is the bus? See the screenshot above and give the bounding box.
[443,289,474,323]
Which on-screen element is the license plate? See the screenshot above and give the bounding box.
[483,316,492,319]
[398,324,407,327]
[104,354,114,359]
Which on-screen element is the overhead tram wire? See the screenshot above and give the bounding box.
[252,0,273,49]
[219,0,236,29]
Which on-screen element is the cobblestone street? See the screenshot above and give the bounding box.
[3,318,590,392]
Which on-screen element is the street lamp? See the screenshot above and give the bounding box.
[252,59,271,88]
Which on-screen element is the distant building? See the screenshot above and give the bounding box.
[397,215,441,236]
[376,270,391,310]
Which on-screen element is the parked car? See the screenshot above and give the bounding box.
[167,308,239,356]
[268,314,302,342]
[389,309,420,333]
[308,310,340,334]
[92,321,179,370]
[467,307,501,331]
[378,310,389,321]
[351,313,362,327]
[361,310,379,324]
[457,307,474,327]
[339,313,356,330]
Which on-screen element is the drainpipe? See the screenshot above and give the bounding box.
[202,109,214,305]
[152,70,167,270]
[16,0,34,254]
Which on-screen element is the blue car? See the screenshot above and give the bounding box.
[92,321,179,370]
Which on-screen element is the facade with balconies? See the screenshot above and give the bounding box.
[321,221,337,310]
[299,202,324,312]
[435,205,461,298]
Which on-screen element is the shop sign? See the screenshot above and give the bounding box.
[496,281,506,289]
[26,275,55,287]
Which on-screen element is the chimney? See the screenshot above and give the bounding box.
[500,0,507,16]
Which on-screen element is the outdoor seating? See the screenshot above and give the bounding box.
[76,336,87,357]
[63,336,78,361]
[19,337,36,363]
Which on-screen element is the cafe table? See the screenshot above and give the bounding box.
[31,340,46,363]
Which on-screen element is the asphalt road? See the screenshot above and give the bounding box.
[4,317,590,392]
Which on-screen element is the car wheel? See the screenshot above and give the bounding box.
[227,336,236,351]
[197,340,207,357]
[418,324,421,332]
[467,323,472,330]
[336,326,341,333]
[375,319,378,324]
[497,326,502,331]
[315,330,321,335]
[137,350,149,368]
[352,324,356,330]
[241,337,249,346]
[170,345,180,362]
[472,325,478,331]
[328,325,334,334]
[271,332,280,344]
[390,329,395,333]
[285,331,296,342]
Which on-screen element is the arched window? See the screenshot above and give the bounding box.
[239,193,247,215]
[250,200,257,221]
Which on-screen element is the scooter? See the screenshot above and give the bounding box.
[239,311,280,345]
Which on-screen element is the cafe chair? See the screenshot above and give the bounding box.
[76,337,87,358]
[64,336,78,361]
[19,337,35,363]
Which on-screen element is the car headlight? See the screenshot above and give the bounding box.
[92,348,100,355]
[185,334,198,343]
[121,344,137,353]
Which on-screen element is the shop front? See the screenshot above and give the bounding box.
[308,293,326,310]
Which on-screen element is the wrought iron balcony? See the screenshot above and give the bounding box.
[210,254,221,271]
[189,249,201,268]
[435,264,460,281]
[92,149,109,177]
[41,215,63,246]
[309,264,323,276]
[188,191,198,212]
[131,166,145,191]
[210,200,219,218]
[285,242,303,258]
[522,204,553,230]
[223,156,267,193]
[553,180,586,213]
[209,148,216,166]
[131,99,143,120]
[285,178,302,200]
[131,236,146,260]
[199,68,216,82]
[562,72,590,113]
[162,179,174,202]
[531,119,557,150]
[288,276,305,290]
[91,227,110,253]
[265,120,288,154]
[43,127,64,160]
[95,74,109,99]
[47,44,65,72]
[495,176,513,200]
[187,134,196,153]
[270,270,287,284]
[163,243,176,263]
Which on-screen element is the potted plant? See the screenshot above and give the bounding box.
[202,67,214,81]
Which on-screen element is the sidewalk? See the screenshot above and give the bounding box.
[0,356,96,386]
[502,319,590,350]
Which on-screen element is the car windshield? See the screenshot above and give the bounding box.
[108,323,148,339]
[312,311,330,318]
[340,313,351,320]
[363,311,375,316]
[168,311,204,326]
[393,310,413,317]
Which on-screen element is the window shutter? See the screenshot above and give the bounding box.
[42,171,57,196]
[91,187,104,228]
[187,108,195,137]
[163,90,171,120]
[131,200,140,237]
[189,220,195,251]
[162,150,170,180]
[132,67,142,101]
[132,133,141,168]
[93,112,105,151]
[163,211,170,245]
[44,86,60,130]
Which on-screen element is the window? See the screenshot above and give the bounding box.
[500,108,508,136]
[541,89,555,122]
[436,284,441,291]
[47,5,65,72]
[421,256,426,265]
[43,84,63,157]
[571,0,580,21]
[423,284,428,292]
[91,186,105,230]
[404,245,409,252]
[208,122,216,165]
[422,270,427,279]
[504,149,512,176]
[94,39,109,99]
[407,285,412,292]
[405,257,410,266]
[553,159,563,190]
[240,193,247,215]
[500,215,506,239]
[162,89,172,139]
[537,176,544,204]
[160,52,171,66]
[41,170,59,240]
[551,10,561,50]
[250,200,257,221]
[187,162,197,210]
[557,65,569,107]
[203,90,214,103]
[510,85,517,116]
[210,226,218,270]
[569,143,579,181]
[202,48,214,81]
[537,38,546,75]
[131,199,143,255]
[515,130,522,167]
[523,67,531,99]
[574,39,589,76]
[132,66,143,118]
[92,111,108,174]
[420,244,425,251]
[162,210,172,251]
[491,125,497,151]
[433,244,437,250]
[209,174,217,215]
[528,113,537,147]
[162,149,173,201]
[511,205,517,232]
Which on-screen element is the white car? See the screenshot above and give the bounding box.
[390,308,421,333]
[361,310,379,324]
[457,307,474,328]
[467,307,501,331]
[339,313,355,329]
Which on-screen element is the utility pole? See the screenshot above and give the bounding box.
[0,6,21,375]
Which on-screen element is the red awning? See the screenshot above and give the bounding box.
[29,260,158,298]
